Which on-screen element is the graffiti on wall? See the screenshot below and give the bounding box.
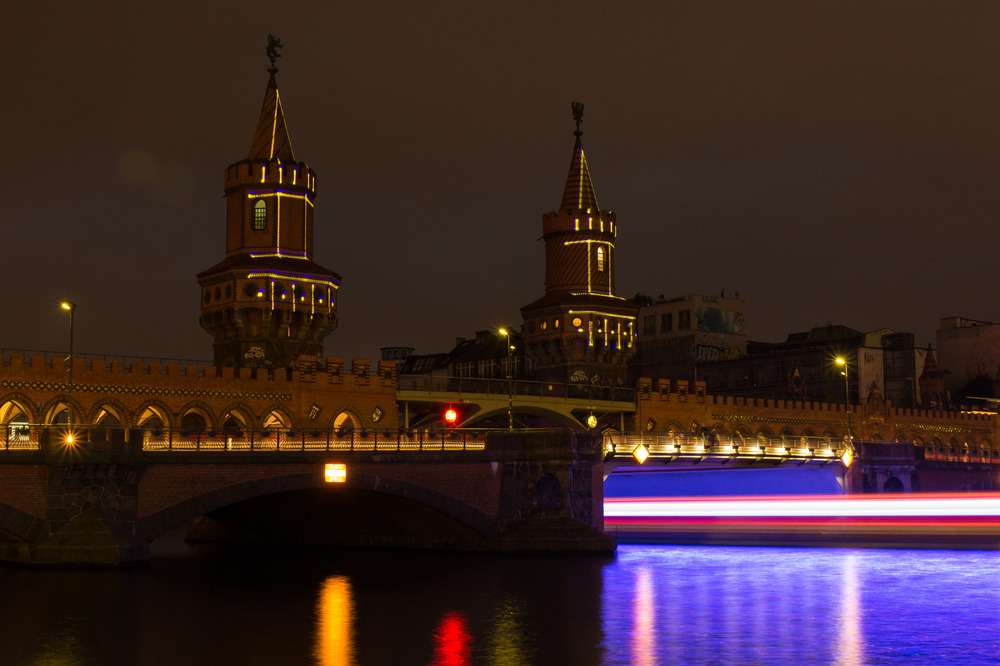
[696,308,745,335]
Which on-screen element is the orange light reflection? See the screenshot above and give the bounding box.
[313,575,356,666]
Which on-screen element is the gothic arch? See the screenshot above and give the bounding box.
[177,401,217,431]
[135,399,173,429]
[87,397,130,427]
[662,420,686,438]
[0,393,39,424]
[219,403,255,429]
[40,396,83,425]
[330,406,364,434]
[261,404,295,429]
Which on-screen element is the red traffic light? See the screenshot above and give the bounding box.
[444,407,458,425]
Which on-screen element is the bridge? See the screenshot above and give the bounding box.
[0,425,612,568]
[397,374,636,429]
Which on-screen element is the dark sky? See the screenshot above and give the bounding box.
[6,2,1000,363]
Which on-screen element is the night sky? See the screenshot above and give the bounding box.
[6,2,1000,364]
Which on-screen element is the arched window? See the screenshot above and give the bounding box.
[253,199,267,231]
[596,246,605,272]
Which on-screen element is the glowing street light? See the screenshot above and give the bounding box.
[498,328,514,431]
[835,356,854,449]
[60,301,76,443]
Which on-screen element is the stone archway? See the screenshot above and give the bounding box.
[883,476,904,493]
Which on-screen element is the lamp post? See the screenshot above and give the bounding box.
[835,356,854,449]
[498,328,514,431]
[60,301,76,442]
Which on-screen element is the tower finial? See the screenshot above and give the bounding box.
[266,34,283,75]
[572,101,584,137]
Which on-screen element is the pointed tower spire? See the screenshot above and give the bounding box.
[560,102,599,212]
[249,35,295,162]
[520,104,637,389]
[198,37,341,370]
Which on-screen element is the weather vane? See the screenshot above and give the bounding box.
[266,34,283,72]
[572,101,584,136]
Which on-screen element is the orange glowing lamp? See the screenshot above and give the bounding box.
[444,408,458,425]
[325,463,347,483]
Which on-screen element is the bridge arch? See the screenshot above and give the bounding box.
[219,403,255,429]
[261,404,295,429]
[87,397,130,427]
[0,393,38,426]
[41,396,83,425]
[330,407,363,434]
[136,472,496,542]
[136,400,173,429]
[178,401,217,432]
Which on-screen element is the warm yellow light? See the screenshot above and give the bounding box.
[632,443,649,464]
[60,301,76,311]
[842,449,853,467]
[835,357,846,365]
[65,433,74,445]
[586,414,598,429]
[498,328,509,337]
[325,463,347,483]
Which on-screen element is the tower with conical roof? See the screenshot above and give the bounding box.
[198,36,341,369]
[520,103,637,386]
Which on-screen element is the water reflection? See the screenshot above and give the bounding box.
[1,543,998,664]
[836,552,863,666]
[484,596,533,665]
[631,567,655,666]
[431,611,472,665]
[314,575,356,666]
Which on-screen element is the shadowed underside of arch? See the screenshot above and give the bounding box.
[136,472,498,542]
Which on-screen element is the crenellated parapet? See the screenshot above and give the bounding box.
[224,158,317,195]
[0,352,397,432]
[635,376,1000,450]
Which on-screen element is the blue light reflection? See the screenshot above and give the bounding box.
[600,545,1000,665]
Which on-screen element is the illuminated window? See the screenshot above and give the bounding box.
[253,200,267,231]
[596,247,605,272]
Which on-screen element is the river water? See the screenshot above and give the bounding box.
[1,537,998,665]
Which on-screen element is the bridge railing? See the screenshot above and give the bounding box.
[0,424,40,451]
[398,374,635,403]
[0,426,491,453]
[140,427,489,452]
[603,432,845,460]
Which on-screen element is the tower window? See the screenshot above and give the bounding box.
[596,246,605,272]
[253,200,267,231]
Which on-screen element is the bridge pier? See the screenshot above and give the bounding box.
[488,430,613,553]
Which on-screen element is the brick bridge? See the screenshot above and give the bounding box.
[0,428,612,567]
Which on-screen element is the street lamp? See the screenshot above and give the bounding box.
[498,328,514,431]
[835,356,854,449]
[60,301,76,443]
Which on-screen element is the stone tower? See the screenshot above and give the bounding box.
[198,37,341,369]
[520,103,637,386]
